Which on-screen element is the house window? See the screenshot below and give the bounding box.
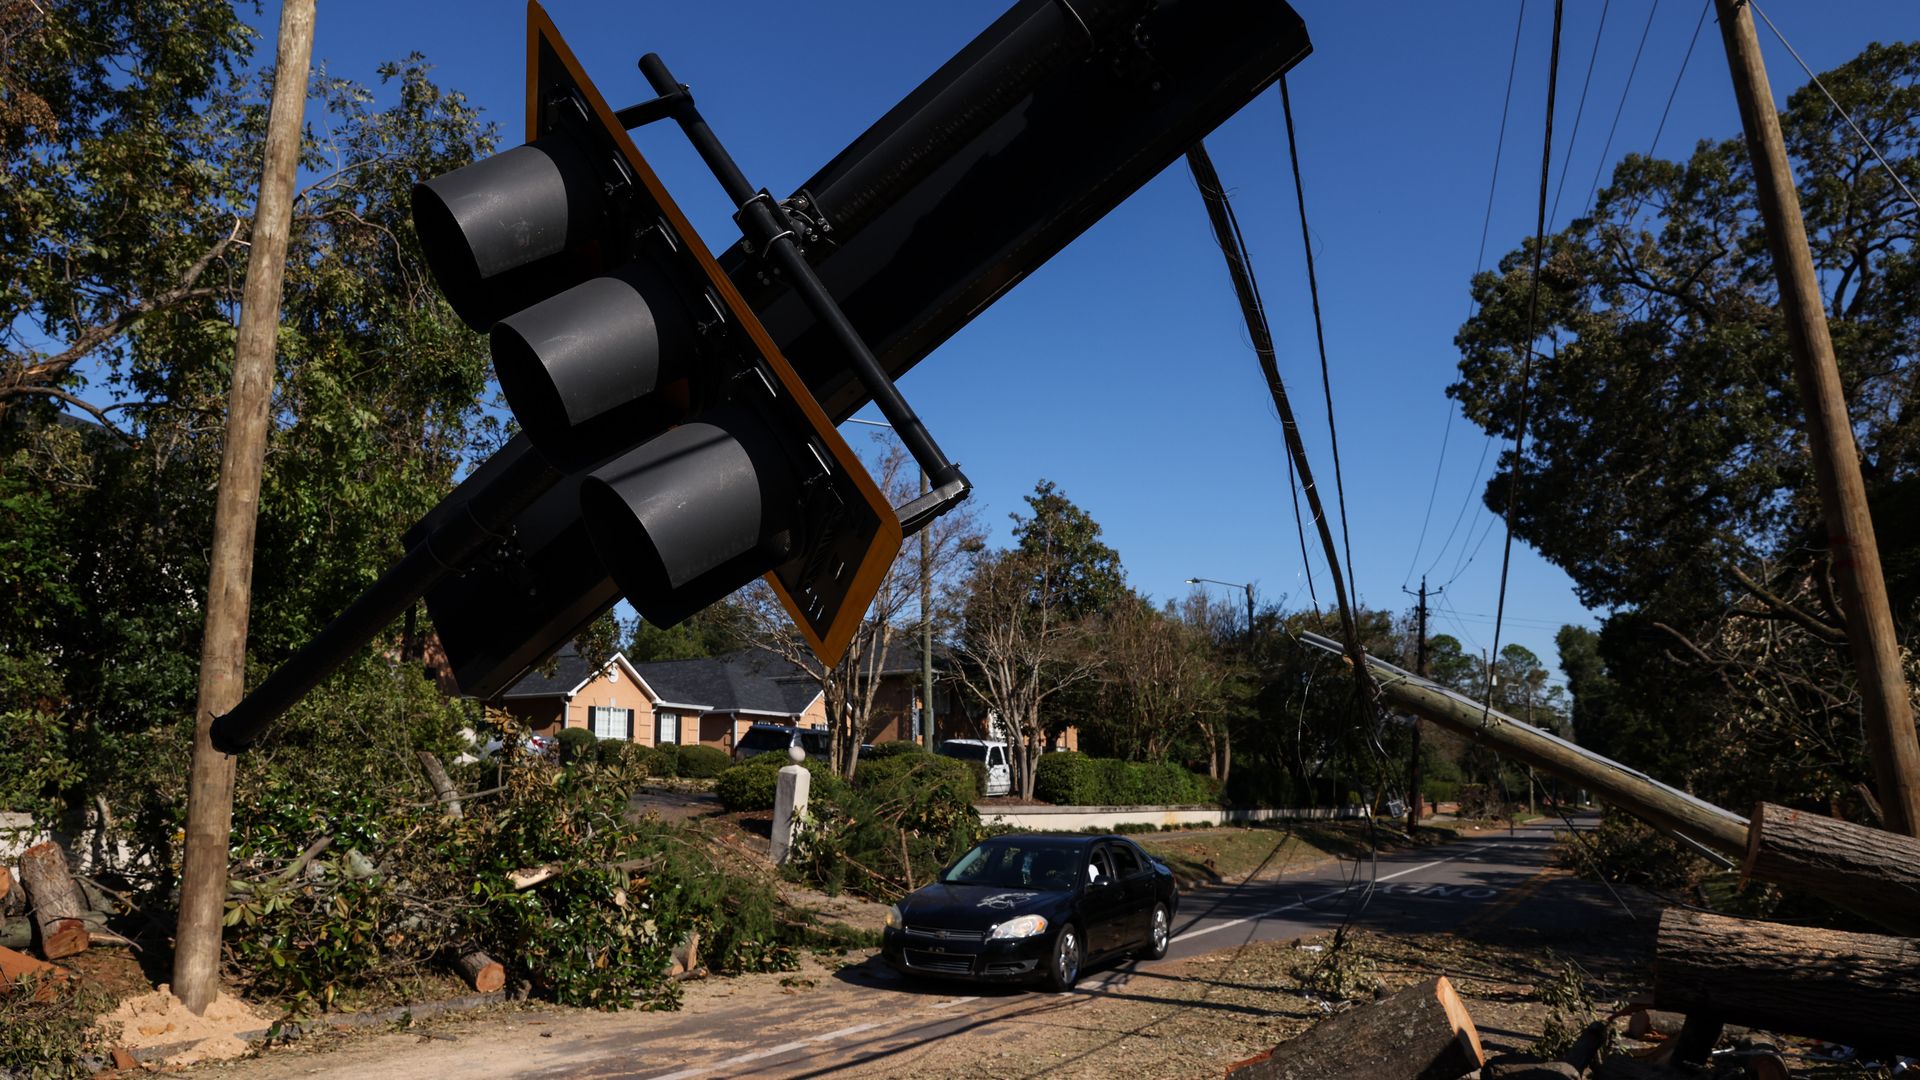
[655,710,680,745]
[591,707,633,741]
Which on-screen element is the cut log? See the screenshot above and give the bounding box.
[3,910,118,951]
[1226,975,1484,1080]
[1654,907,1920,1055]
[1742,801,1920,935]
[17,841,90,960]
[455,950,504,993]
[417,751,463,819]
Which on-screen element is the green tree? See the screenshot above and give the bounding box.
[1447,41,1920,819]
[0,1,499,858]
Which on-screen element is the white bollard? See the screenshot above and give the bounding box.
[770,745,811,865]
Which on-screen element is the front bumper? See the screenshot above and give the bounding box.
[881,926,1050,981]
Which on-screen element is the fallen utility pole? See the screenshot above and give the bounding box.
[1714,0,1920,836]
[173,0,316,1016]
[1300,631,1920,936]
[1300,631,1749,853]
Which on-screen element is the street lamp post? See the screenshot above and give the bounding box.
[1185,577,1255,640]
[850,418,935,748]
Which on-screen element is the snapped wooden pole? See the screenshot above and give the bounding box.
[1712,0,1920,837]
[172,0,317,1016]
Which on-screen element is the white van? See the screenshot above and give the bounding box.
[936,739,1012,797]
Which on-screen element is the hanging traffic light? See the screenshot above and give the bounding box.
[410,2,903,671]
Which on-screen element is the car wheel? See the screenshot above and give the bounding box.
[1045,924,1083,992]
[1144,903,1170,961]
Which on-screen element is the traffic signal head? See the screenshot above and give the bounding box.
[412,136,609,333]
[407,2,901,690]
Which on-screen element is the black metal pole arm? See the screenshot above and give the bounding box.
[635,53,970,503]
[208,448,561,753]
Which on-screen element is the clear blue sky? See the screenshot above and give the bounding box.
[242,0,1911,681]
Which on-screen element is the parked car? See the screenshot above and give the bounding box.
[935,739,1012,796]
[881,834,1178,991]
[477,732,556,759]
[732,723,830,762]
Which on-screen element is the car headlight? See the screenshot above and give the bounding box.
[987,914,1049,940]
[885,905,903,930]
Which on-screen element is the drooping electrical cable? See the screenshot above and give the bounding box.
[1279,76,1361,616]
[1406,0,1531,590]
[1185,138,1380,734]
[1582,0,1662,216]
[1487,0,1566,713]
[1548,0,1611,228]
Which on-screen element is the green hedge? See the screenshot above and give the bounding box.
[715,757,846,812]
[1033,752,1216,807]
[865,740,926,759]
[674,744,731,779]
[855,753,977,804]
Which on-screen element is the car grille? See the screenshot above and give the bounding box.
[904,925,986,942]
[905,950,975,975]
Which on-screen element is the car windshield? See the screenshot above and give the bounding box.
[941,841,1078,890]
[736,728,792,752]
[939,742,988,762]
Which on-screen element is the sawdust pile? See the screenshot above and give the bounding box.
[97,984,271,1065]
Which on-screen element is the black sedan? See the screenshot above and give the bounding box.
[881,834,1179,990]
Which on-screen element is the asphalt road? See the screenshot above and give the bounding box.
[563,815,1618,1080]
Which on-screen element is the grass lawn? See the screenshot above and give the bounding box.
[1136,816,1530,888]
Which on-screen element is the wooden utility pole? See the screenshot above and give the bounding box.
[172,0,316,1015]
[1714,0,1920,837]
[1402,577,1440,832]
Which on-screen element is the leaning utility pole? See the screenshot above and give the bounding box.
[1715,0,1920,836]
[173,0,317,1015]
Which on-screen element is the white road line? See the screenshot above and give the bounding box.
[643,1020,885,1079]
[1171,842,1509,945]
[931,995,979,1009]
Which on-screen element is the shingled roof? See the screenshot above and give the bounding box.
[632,649,821,716]
[499,645,822,717]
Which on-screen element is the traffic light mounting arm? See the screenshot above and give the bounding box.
[621,53,971,536]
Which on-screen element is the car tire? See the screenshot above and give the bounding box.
[1044,924,1083,992]
[1144,903,1170,961]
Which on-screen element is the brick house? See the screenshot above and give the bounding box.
[498,646,824,750]
[497,642,1078,753]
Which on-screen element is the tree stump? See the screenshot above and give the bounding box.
[1742,802,1920,935]
[456,950,505,993]
[1227,976,1484,1079]
[1654,907,1920,1055]
[17,842,90,960]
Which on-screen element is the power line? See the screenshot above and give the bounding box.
[1280,77,1362,613]
[1409,0,1531,588]
[1582,0,1662,215]
[1549,0,1612,229]
[1748,0,1920,213]
[1488,0,1566,713]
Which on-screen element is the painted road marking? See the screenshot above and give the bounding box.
[1171,842,1512,945]
[644,1020,884,1079]
[1452,864,1569,936]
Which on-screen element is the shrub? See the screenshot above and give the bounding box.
[554,726,596,762]
[1035,752,1101,805]
[1033,752,1215,806]
[866,740,926,759]
[714,757,844,812]
[674,744,730,779]
[1421,779,1460,805]
[856,753,977,805]
[716,762,782,811]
